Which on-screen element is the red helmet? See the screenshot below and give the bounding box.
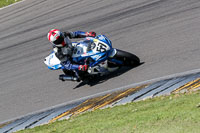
[47,29,65,47]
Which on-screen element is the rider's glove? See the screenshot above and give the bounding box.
[86,32,96,37]
[78,65,88,71]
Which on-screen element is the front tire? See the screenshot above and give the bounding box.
[113,49,140,66]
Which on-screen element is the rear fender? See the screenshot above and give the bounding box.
[44,52,62,70]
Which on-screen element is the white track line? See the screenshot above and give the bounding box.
[0,0,26,11]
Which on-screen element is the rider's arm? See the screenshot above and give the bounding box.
[62,60,79,70]
[63,31,96,39]
[62,60,88,71]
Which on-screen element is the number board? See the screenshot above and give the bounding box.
[92,39,110,53]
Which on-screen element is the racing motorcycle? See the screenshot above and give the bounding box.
[44,35,140,82]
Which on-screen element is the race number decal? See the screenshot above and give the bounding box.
[92,40,109,53]
[96,42,107,52]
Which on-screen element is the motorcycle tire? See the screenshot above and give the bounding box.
[114,49,140,66]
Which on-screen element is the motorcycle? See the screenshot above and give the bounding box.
[44,35,140,82]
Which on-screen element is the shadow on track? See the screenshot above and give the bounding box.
[73,62,144,89]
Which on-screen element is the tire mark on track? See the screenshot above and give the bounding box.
[0,0,161,40]
[63,0,200,32]
[0,0,82,31]
[109,3,200,35]
[0,0,47,22]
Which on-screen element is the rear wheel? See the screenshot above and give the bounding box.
[113,49,140,66]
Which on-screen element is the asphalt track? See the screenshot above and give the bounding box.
[1,0,200,123]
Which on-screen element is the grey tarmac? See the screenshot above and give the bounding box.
[1,0,200,122]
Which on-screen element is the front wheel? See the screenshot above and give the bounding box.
[113,49,140,66]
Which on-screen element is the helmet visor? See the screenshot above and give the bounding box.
[53,36,64,44]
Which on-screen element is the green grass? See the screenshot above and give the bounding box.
[18,91,200,133]
[0,0,21,8]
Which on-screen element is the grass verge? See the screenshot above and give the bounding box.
[0,0,21,8]
[18,90,200,133]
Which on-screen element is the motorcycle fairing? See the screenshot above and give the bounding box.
[95,35,112,49]
[44,34,119,71]
[44,51,62,70]
[72,37,112,66]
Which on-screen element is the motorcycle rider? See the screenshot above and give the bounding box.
[47,29,96,72]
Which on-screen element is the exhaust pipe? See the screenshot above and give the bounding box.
[59,75,79,82]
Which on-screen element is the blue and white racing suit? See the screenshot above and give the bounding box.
[54,31,96,71]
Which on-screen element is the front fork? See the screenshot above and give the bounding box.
[108,48,117,58]
[108,48,123,65]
